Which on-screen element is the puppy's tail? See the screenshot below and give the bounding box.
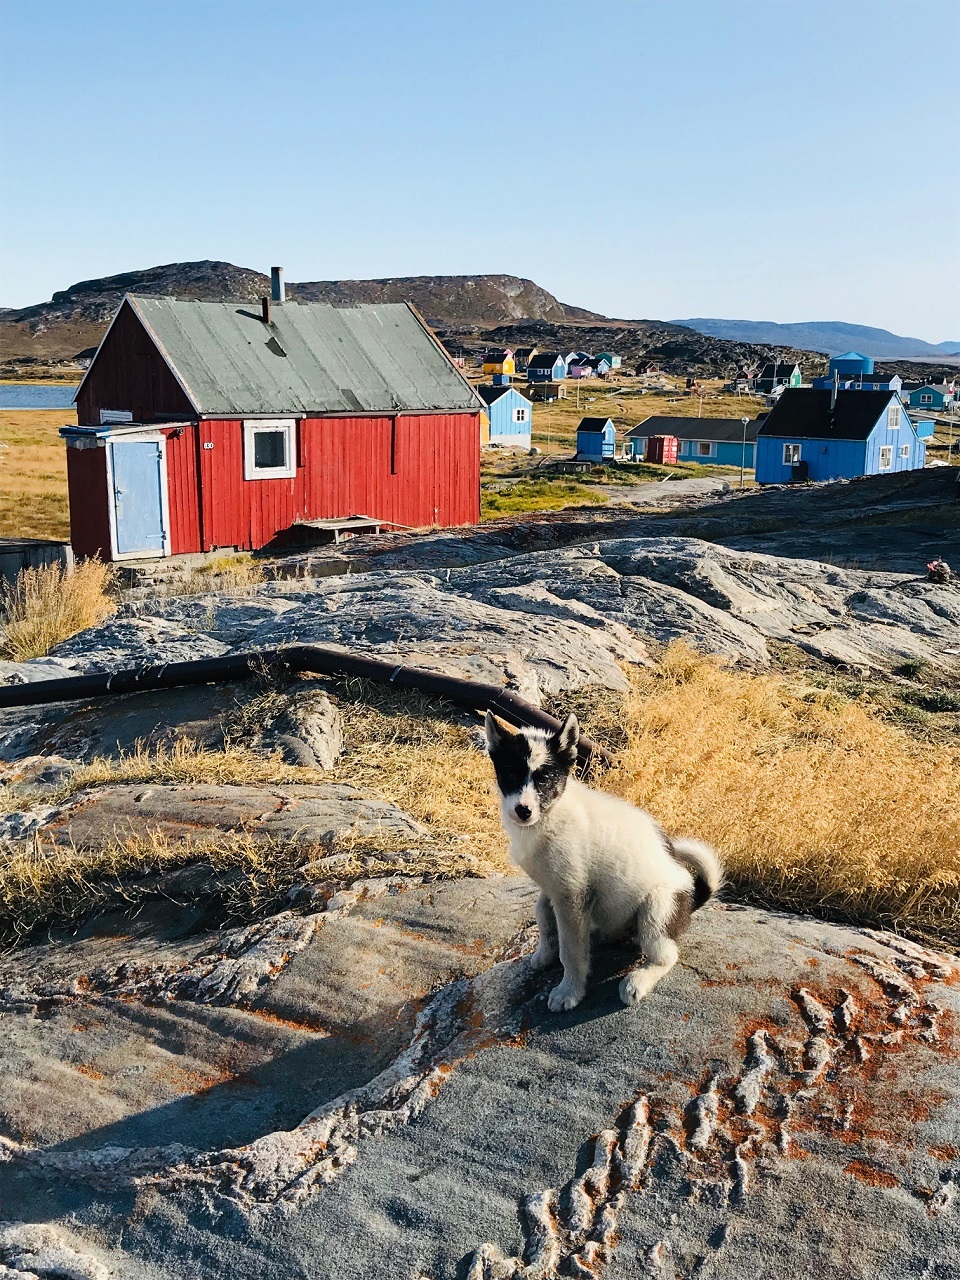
[670,838,724,912]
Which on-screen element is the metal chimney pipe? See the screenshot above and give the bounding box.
[271,267,285,304]
[261,296,271,324]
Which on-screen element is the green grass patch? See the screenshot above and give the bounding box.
[481,479,608,519]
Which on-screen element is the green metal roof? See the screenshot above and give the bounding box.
[123,295,481,416]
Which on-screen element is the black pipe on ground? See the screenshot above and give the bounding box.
[0,645,615,768]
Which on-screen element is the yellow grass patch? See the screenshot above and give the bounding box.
[0,408,73,540]
[0,559,117,661]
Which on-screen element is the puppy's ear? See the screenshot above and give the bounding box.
[552,713,580,766]
[484,710,507,754]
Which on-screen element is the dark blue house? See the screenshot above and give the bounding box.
[527,351,568,382]
[477,384,532,448]
[755,390,925,484]
[576,416,616,461]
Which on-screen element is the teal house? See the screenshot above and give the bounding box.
[477,384,532,447]
[908,383,956,412]
[756,390,925,484]
[755,362,802,393]
[597,351,621,368]
[576,416,616,460]
[626,416,760,467]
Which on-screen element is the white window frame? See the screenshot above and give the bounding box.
[920,393,933,404]
[696,441,714,457]
[513,407,529,424]
[243,418,297,480]
[783,443,802,465]
[878,445,893,470]
[898,444,910,458]
[887,405,900,428]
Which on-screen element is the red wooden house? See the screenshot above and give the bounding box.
[62,275,482,561]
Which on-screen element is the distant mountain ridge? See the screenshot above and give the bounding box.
[673,318,960,361]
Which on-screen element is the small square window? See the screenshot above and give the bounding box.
[879,445,893,470]
[898,444,910,458]
[244,419,297,480]
[698,441,712,456]
[783,443,801,465]
[920,394,933,404]
[513,407,528,423]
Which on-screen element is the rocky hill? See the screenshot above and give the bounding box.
[0,260,824,380]
[0,261,602,375]
[442,317,826,379]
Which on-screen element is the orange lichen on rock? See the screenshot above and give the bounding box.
[844,1159,901,1189]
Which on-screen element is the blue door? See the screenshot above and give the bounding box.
[111,439,166,556]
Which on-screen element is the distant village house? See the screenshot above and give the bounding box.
[576,416,616,461]
[477,384,533,449]
[626,416,760,467]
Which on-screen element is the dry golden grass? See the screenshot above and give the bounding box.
[598,646,960,949]
[0,559,117,661]
[0,408,73,540]
[0,650,957,949]
[162,552,267,597]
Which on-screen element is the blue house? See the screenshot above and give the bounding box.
[755,389,925,484]
[576,416,616,461]
[907,383,956,412]
[477,384,533,448]
[527,351,568,382]
[829,351,874,378]
[625,416,760,467]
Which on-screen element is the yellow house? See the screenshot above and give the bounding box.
[482,347,515,377]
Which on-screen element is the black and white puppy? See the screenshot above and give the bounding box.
[485,711,722,1011]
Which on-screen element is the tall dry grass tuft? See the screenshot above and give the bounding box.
[0,559,117,661]
[601,644,960,949]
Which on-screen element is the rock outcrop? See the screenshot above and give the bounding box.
[0,878,956,1278]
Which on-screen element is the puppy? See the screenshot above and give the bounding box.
[485,711,722,1011]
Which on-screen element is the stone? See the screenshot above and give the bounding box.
[0,880,956,1279]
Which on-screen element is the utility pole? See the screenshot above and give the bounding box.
[740,416,750,489]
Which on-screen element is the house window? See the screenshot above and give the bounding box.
[920,394,933,404]
[878,445,893,470]
[243,419,297,480]
[697,441,713,456]
[783,443,802,465]
[887,405,900,428]
[513,407,529,424]
[899,444,910,459]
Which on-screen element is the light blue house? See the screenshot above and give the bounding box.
[477,384,532,448]
[576,416,616,461]
[625,416,759,467]
[527,351,568,382]
[907,383,956,412]
[756,389,925,484]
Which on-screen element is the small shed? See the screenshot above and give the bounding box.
[527,352,568,382]
[755,390,925,484]
[528,382,567,402]
[61,283,482,561]
[477,384,533,448]
[483,349,515,377]
[645,435,679,464]
[567,361,592,379]
[576,416,616,461]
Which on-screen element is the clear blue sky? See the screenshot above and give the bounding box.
[1,0,958,338]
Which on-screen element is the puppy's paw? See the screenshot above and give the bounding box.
[529,946,558,972]
[619,970,655,1006]
[547,980,584,1012]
